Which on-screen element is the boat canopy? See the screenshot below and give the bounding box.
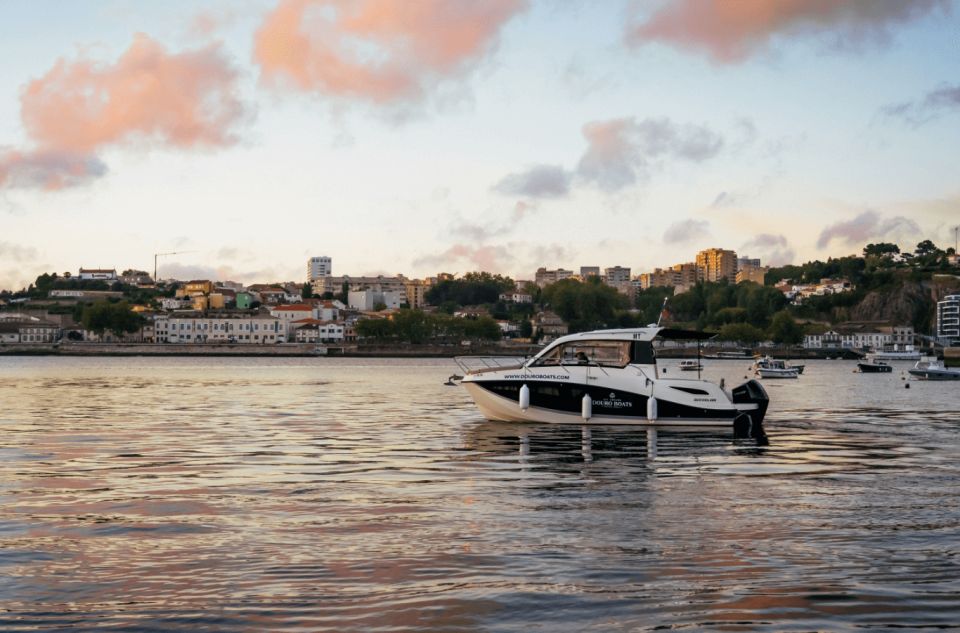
[528,326,715,366]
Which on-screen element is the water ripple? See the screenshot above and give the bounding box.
[0,357,958,631]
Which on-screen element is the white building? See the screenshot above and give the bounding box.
[307,256,332,281]
[78,268,118,281]
[803,326,914,350]
[269,304,318,339]
[937,294,960,342]
[294,321,345,343]
[499,292,533,304]
[160,297,191,310]
[154,313,283,343]
[348,289,403,311]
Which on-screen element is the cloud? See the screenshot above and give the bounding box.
[627,0,947,63]
[575,117,723,192]
[0,149,107,191]
[882,83,960,126]
[0,241,39,262]
[254,0,525,106]
[2,34,246,192]
[493,164,571,198]
[740,233,796,266]
[22,33,246,152]
[158,262,283,284]
[663,219,710,244]
[816,210,920,250]
[412,243,514,272]
[711,191,737,208]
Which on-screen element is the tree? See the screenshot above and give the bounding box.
[355,318,395,340]
[302,283,314,299]
[767,310,803,345]
[425,272,515,307]
[863,242,900,257]
[716,323,765,344]
[540,277,627,332]
[81,301,144,337]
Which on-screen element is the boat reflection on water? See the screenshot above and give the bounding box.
[463,420,769,465]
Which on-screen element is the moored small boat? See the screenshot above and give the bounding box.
[858,360,892,373]
[754,355,804,376]
[678,359,703,371]
[757,358,799,379]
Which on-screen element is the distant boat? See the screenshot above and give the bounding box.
[757,359,800,379]
[867,345,922,361]
[678,359,703,371]
[908,360,960,380]
[705,350,752,360]
[858,360,892,373]
[754,355,804,375]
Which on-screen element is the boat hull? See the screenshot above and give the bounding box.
[757,369,798,379]
[462,378,767,428]
[858,362,892,373]
[908,369,960,380]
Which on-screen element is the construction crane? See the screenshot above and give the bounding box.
[154,251,195,282]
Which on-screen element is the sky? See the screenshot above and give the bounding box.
[1,0,959,291]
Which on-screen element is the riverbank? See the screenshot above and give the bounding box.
[0,341,880,359]
[0,342,542,358]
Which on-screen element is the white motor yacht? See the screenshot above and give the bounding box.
[457,327,768,431]
[756,359,799,379]
[908,360,960,380]
[678,359,703,371]
[867,345,922,361]
[753,355,804,375]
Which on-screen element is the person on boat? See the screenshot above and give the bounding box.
[576,351,589,364]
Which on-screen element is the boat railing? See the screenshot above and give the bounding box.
[454,355,529,375]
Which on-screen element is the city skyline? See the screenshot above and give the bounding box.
[2,0,959,291]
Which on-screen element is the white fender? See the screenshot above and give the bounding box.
[647,396,658,421]
[519,384,530,411]
[581,394,592,421]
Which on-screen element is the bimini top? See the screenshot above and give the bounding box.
[549,326,715,346]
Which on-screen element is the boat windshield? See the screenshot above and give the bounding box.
[532,340,632,368]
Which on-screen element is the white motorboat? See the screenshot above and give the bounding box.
[867,345,922,361]
[456,327,769,431]
[753,355,804,375]
[756,359,799,379]
[704,350,752,360]
[908,360,960,380]
[678,359,703,371]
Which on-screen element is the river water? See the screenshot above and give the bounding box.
[0,357,957,631]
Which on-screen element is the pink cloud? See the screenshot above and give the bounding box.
[628,0,946,63]
[254,0,525,104]
[413,243,513,272]
[0,149,106,191]
[21,33,245,152]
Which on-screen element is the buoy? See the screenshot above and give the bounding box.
[581,394,592,421]
[905,383,910,389]
[519,384,530,411]
[647,396,658,421]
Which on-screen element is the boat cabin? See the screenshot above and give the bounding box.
[526,327,711,369]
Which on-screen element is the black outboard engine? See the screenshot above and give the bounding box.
[731,379,769,442]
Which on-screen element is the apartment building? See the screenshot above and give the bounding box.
[696,248,738,283]
[534,267,574,288]
[307,256,332,281]
[937,294,960,341]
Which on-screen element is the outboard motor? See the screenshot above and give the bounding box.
[731,379,769,443]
